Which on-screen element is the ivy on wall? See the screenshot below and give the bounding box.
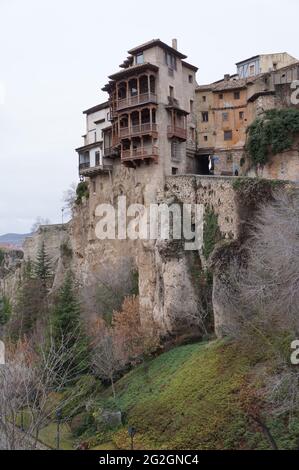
[246,108,299,166]
[203,207,222,260]
[76,182,89,205]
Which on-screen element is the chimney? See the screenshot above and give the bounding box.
[172,38,178,50]
[224,74,230,81]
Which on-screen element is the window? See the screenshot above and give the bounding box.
[92,180,96,194]
[172,167,178,175]
[249,64,255,76]
[95,151,100,166]
[219,93,223,99]
[94,131,97,142]
[239,111,244,120]
[136,52,144,65]
[202,111,209,122]
[234,91,240,100]
[224,130,233,141]
[204,135,208,142]
[188,74,193,83]
[169,85,174,98]
[190,100,194,113]
[165,51,177,70]
[222,112,229,121]
[202,95,206,102]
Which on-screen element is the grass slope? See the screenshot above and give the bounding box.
[96,340,266,450]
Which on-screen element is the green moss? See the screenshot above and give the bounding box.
[246,108,299,166]
[203,207,222,260]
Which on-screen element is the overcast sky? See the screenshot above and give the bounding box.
[0,0,298,234]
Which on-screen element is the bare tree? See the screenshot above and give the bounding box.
[92,330,122,400]
[0,331,86,450]
[31,217,51,234]
[214,189,299,421]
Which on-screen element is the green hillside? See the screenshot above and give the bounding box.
[89,340,299,450]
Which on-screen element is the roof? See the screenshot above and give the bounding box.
[196,74,256,93]
[235,55,260,66]
[235,52,297,66]
[182,60,198,72]
[212,78,248,92]
[128,38,187,59]
[83,101,109,115]
[108,62,159,81]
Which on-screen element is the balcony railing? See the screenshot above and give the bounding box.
[119,123,158,138]
[117,92,157,111]
[79,162,90,171]
[79,163,113,177]
[167,125,187,141]
[121,146,159,162]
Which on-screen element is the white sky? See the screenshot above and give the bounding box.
[0,0,298,234]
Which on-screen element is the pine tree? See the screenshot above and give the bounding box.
[34,241,52,290]
[50,271,89,374]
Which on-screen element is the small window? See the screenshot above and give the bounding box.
[190,100,194,113]
[169,85,174,98]
[239,111,244,120]
[249,64,255,76]
[188,74,193,83]
[202,95,206,102]
[222,112,229,121]
[202,111,209,122]
[95,151,100,166]
[234,91,240,100]
[219,93,223,99]
[136,52,144,65]
[94,131,97,142]
[92,180,96,194]
[172,167,178,175]
[204,135,208,142]
[224,130,233,141]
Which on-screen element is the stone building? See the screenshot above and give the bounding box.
[76,38,198,190]
[195,54,299,179]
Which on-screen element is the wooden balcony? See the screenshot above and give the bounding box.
[167,125,187,141]
[121,146,159,163]
[117,92,157,111]
[79,163,113,177]
[119,123,158,139]
[79,162,90,171]
[103,146,119,158]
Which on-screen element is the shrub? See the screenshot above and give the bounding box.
[246,108,299,166]
[75,182,89,205]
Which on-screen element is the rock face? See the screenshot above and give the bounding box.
[2,174,291,338]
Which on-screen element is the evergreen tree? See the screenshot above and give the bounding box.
[0,295,11,326]
[50,271,89,375]
[34,241,52,290]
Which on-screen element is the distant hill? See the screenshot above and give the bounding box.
[0,233,32,249]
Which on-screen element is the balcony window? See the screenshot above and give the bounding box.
[136,52,144,65]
